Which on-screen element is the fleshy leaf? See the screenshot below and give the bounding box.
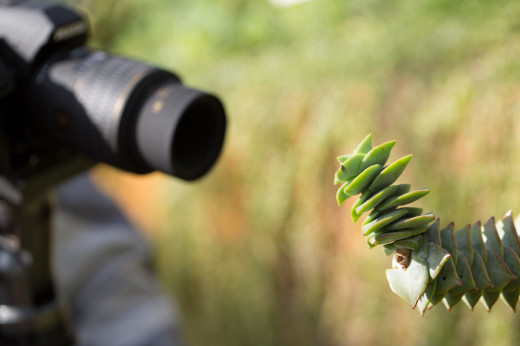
[362,206,420,227]
[501,290,520,312]
[335,153,365,184]
[387,213,435,231]
[482,216,503,258]
[355,185,401,216]
[367,226,429,247]
[448,252,476,295]
[362,209,409,236]
[336,182,350,206]
[443,253,476,310]
[500,247,520,311]
[502,246,520,292]
[350,198,364,222]
[353,133,372,155]
[454,225,473,265]
[426,219,441,245]
[402,208,424,218]
[359,140,395,171]
[497,210,520,255]
[383,244,396,256]
[343,164,383,196]
[378,189,430,211]
[429,256,461,308]
[367,155,413,194]
[439,222,458,265]
[392,235,424,251]
[462,252,492,310]
[485,248,516,292]
[337,154,351,164]
[417,280,437,316]
[481,248,516,311]
[470,221,487,264]
[432,257,461,296]
[386,250,429,308]
[427,242,451,280]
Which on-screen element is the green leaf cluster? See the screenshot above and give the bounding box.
[335,134,433,248]
[336,135,520,315]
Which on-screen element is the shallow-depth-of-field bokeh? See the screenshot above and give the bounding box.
[74,0,520,345]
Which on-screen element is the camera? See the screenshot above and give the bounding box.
[0,1,226,343]
[0,0,227,182]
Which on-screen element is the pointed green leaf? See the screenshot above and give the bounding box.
[343,164,383,196]
[446,252,476,296]
[433,257,461,296]
[454,225,473,265]
[355,185,401,216]
[351,197,364,222]
[392,235,424,251]
[378,189,430,211]
[470,221,487,264]
[442,293,464,312]
[481,248,516,311]
[485,248,516,293]
[501,290,520,312]
[417,280,437,316]
[362,209,409,236]
[335,153,365,184]
[462,252,492,310]
[443,253,476,311]
[426,219,441,245]
[427,242,451,280]
[336,182,350,206]
[462,290,481,310]
[337,154,351,164]
[481,291,501,312]
[359,140,395,171]
[362,206,420,227]
[439,222,457,265]
[367,225,429,247]
[471,252,493,290]
[496,210,520,255]
[383,244,395,256]
[417,234,429,260]
[367,155,413,194]
[353,133,372,154]
[386,250,429,308]
[502,246,520,292]
[402,208,424,218]
[482,216,503,258]
[387,213,435,231]
[362,208,388,226]
[429,292,445,308]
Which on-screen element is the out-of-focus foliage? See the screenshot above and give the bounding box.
[77,0,520,345]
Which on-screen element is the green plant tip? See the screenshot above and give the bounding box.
[335,135,520,315]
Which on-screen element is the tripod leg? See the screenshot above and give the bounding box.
[0,196,75,345]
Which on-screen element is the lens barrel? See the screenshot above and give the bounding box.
[31,49,226,180]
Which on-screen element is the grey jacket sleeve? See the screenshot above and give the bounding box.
[52,173,182,346]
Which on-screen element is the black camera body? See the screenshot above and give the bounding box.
[0,0,226,184]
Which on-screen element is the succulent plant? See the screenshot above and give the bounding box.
[335,134,520,315]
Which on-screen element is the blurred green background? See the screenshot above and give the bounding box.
[71,0,520,345]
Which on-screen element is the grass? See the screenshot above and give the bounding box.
[77,0,520,344]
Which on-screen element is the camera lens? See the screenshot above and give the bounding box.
[134,81,226,180]
[31,49,226,180]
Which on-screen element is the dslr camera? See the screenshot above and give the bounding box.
[0,0,226,344]
[0,0,226,183]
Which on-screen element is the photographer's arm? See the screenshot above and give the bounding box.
[53,173,182,346]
